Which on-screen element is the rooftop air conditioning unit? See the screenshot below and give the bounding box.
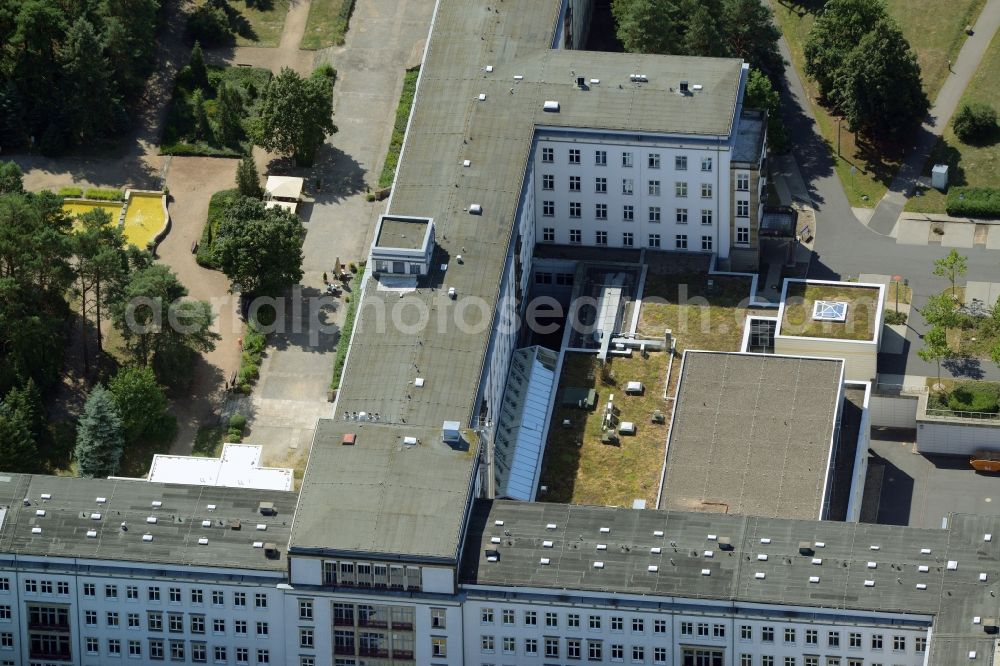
[679,80,689,94]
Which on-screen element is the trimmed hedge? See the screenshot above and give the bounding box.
[84,187,125,201]
[947,187,1000,219]
[57,186,83,197]
[196,189,240,268]
[378,67,419,189]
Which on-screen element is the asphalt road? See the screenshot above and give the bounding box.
[772,29,1000,381]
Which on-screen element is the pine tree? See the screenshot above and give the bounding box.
[216,83,244,147]
[0,393,40,473]
[189,41,210,91]
[75,385,125,478]
[60,17,119,144]
[191,88,209,142]
[236,155,263,198]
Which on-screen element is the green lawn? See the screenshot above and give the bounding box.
[537,352,670,508]
[378,67,420,188]
[161,65,272,157]
[192,0,291,47]
[770,0,985,207]
[300,0,356,49]
[907,30,1000,214]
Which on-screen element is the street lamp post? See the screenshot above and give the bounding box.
[837,118,842,157]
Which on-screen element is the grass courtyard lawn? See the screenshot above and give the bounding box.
[537,272,753,507]
[907,30,1000,215]
[770,0,985,207]
[781,282,879,340]
[378,67,420,189]
[161,65,272,157]
[537,352,671,507]
[636,272,751,354]
[193,0,291,47]
[193,426,227,458]
[300,0,356,49]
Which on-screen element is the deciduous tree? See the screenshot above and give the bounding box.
[804,0,889,101]
[110,265,220,388]
[213,195,304,296]
[918,326,950,387]
[250,67,337,167]
[835,20,928,138]
[932,249,967,296]
[108,365,171,446]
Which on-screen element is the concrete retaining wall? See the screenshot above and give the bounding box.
[869,394,918,429]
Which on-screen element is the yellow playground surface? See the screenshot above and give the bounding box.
[61,201,122,230]
[62,193,167,248]
[122,192,167,248]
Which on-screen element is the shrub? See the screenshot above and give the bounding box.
[84,187,125,201]
[197,189,240,267]
[946,187,1000,219]
[227,426,243,442]
[228,413,246,431]
[883,309,907,325]
[330,266,364,390]
[947,383,1000,414]
[58,186,84,198]
[953,102,997,143]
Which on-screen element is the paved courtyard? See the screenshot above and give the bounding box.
[865,429,1000,529]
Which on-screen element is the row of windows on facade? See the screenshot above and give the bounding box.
[540,147,720,174]
[540,202,751,221]
[322,561,422,591]
[741,625,923,653]
[79,638,277,663]
[480,655,918,666]
[543,175,750,197]
[539,229,750,250]
[75,609,315,640]
[472,610,925,655]
[476,634,925,663]
[19,578,275,609]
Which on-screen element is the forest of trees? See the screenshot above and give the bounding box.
[0,0,162,154]
[0,162,213,473]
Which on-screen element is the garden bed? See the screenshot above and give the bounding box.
[160,65,272,157]
[378,67,419,189]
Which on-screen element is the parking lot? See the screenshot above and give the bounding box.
[865,428,1000,528]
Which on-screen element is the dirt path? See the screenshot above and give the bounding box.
[158,158,244,451]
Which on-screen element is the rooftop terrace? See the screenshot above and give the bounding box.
[660,352,844,520]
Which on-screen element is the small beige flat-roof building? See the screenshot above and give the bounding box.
[775,278,885,382]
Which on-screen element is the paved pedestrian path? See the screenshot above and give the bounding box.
[866,0,1000,235]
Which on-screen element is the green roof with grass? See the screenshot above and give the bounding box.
[779,280,882,341]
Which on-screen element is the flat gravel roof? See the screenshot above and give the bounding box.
[660,352,844,520]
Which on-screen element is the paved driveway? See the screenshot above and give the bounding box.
[243,0,435,470]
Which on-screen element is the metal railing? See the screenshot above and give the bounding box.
[925,407,1000,421]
